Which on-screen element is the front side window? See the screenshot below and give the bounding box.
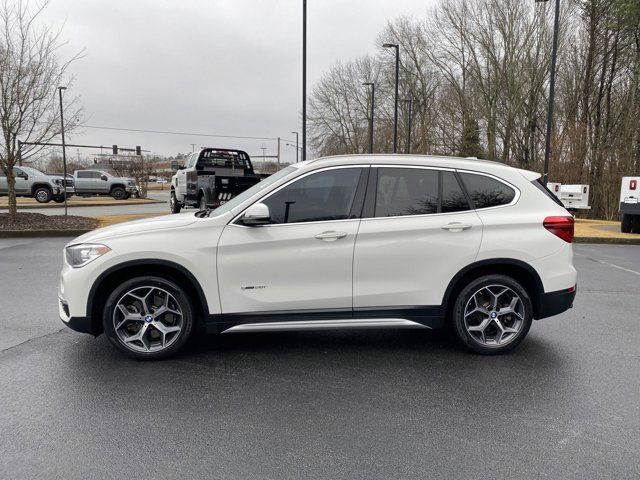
[458,172,516,209]
[263,168,362,224]
[375,168,439,217]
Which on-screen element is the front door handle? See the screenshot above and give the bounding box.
[314,231,348,241]
[441,223,472,232]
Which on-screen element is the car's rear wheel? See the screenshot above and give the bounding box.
[111,186,126,200]
[34,187,52,203]
[621,214,632,233]
[170,191,181,213]
[631,215,640,234]
[103,276,194,360]
[452,275,532,355]
[199,194,207,210]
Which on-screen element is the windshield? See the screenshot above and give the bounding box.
[19,166,42,175]
[208,165,299,217]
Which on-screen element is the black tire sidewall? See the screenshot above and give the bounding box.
[621,214,632,233]
[103,276,195,360]
[170,192,181,213]
[111,187,126,200]
[452,274,533,355]
[34,187,52,203]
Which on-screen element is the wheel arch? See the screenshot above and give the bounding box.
[87,259,210,335]
[31,182,52,195]
[442,259,545,321]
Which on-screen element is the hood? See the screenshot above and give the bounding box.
[67,212,197,245]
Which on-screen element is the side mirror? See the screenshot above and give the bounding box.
[17,172,27,179]
[101,175,108,181]
[241,203,271,226]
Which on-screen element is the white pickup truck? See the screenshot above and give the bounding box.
[620,176,640,233]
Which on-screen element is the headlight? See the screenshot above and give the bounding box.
[65,244,111,268]
[53,178,63,185]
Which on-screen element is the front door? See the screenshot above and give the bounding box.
[13,168,29,194]
[353,167,483,314]
[217,166,367,317]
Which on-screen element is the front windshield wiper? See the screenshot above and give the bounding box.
[194,208,212,218]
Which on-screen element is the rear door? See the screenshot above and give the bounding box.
[353,166,483,314]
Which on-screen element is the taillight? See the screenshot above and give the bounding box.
[543,216,574,243]
[631,180,637,190]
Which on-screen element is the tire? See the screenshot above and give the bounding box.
[170,191,181,213]
[199,194,207,210]
[34,187,52,203]
[631,215,640,234]
[621,214,632,233]
[111,186,126,200]
[452,274,533,355]
[103,276,195,360]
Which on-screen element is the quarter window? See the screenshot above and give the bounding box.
[262,168,362,224]
[458,172,516,209]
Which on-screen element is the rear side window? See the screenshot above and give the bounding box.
[441,171,471,213]
[458,172,516,209]
[76,171,91,178]
[375,168,439,217]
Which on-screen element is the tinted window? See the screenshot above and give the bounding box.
[92,172,105,179]
[375,168,438,217]
[76,171,91,178]
[263,168,362,224]
[441,171,471,213]
[459,173,515,209]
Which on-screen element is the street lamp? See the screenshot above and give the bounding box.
[404,98,413,154]
[536,0,561,184]
[291,131,299,162]
[362,82,375,154]
[302,0,307,162]
[58,86,68,216]
[383,43,400,153]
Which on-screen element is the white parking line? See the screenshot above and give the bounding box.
[576,253,640,277]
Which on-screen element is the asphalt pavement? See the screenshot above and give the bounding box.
[0,240,639,479]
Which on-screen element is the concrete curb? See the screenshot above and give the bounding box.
[0,229,91,238]
[574,236,640,245]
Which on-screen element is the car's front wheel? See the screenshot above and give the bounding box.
[452,275,532,355]
[34,187,52,203]
[111,186,126,200]
[103,276,195,360]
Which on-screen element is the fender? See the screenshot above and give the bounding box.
[441,258,544,313]
[87,258,210,321]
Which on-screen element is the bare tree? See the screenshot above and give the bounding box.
[0,0,82,214]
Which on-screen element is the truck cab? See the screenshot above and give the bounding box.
[170,148,262,213]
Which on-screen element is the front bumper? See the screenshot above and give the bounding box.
[535,286,576,320]
[58,297,96,334]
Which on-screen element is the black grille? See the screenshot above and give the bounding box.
[64,179,74,187]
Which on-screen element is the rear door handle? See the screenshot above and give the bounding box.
[314,231,348,241]
[441,223,472,232]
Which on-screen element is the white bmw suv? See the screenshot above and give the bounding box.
[58,155,577,359]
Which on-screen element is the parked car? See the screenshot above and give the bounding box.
[620,176,640,233]
[170,148,264,213]
[72,169,138,200]
[59,155,577,359]
[0,166,74,203]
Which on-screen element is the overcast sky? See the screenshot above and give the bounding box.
[43,0,436,163]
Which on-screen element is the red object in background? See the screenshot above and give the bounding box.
[543,216,574,243]
[630,180,637,190]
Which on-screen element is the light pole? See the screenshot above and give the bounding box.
[537,0,560,184]
[404,98,413,154]
[302,0,307,162]
[58,86,68,216]
[363,82,375,154]
[291,131,299,162]
[383,43,400,153]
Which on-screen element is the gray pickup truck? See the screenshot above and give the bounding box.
[73,170,138,200]
[0,166,74,203]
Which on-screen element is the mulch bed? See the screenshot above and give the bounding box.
[0,212,98,231]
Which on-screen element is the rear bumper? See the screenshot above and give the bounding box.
[620,202,640,215]
[535,286,576,320]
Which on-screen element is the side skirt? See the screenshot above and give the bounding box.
[206,306,444,334]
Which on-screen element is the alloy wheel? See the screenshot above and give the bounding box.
[463,284,525,347]
[113,286,183,353]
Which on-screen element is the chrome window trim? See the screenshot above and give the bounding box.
[229,165,369,228]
